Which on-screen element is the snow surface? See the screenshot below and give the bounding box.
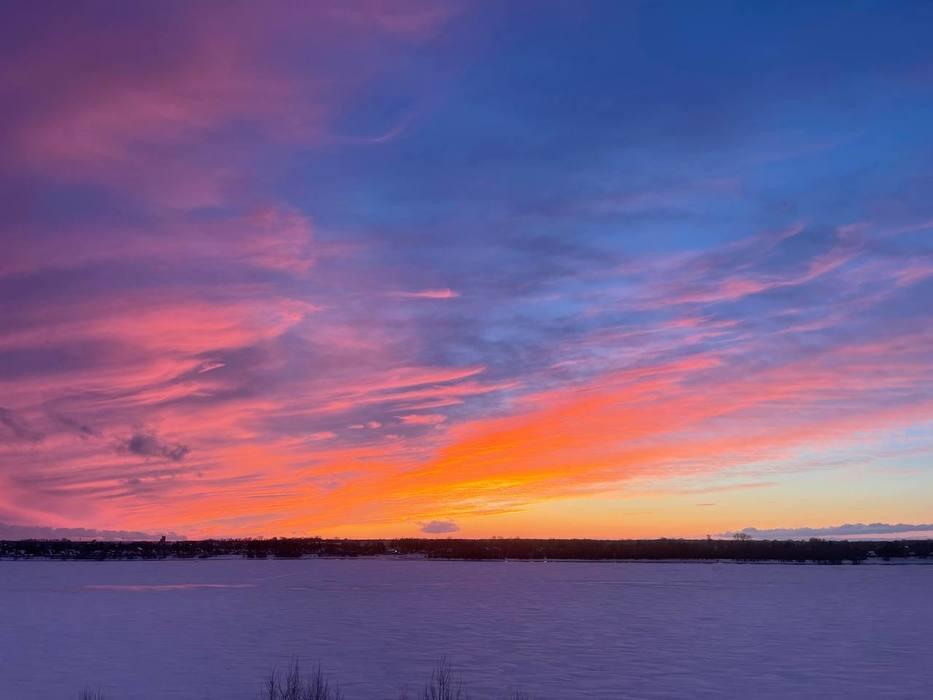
[0,559,930,699]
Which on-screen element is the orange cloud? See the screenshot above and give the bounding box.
[263,337,933,535]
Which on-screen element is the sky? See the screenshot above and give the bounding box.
[1,1,932,540]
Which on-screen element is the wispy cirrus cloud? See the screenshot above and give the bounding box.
[1,1,932,539]
[1,2,457,208]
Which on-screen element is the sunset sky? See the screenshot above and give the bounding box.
[1,1,932,540]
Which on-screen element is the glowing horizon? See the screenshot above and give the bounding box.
[1,1,932,539]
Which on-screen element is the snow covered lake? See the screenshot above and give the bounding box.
[1,559,930,699]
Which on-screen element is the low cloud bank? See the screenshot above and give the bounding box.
[419,520,460,534]
[0,523,186,541]
[725,523,933,540]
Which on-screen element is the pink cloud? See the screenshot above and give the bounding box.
[2,2,458,208]
[390,288,461,299]
[0,207,316,279]
[398,414,448,426]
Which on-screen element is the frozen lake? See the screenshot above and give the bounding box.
[1,559,930,699]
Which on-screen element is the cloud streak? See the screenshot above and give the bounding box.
[390,289,461,300]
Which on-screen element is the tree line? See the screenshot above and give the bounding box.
[3,536,931,563]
